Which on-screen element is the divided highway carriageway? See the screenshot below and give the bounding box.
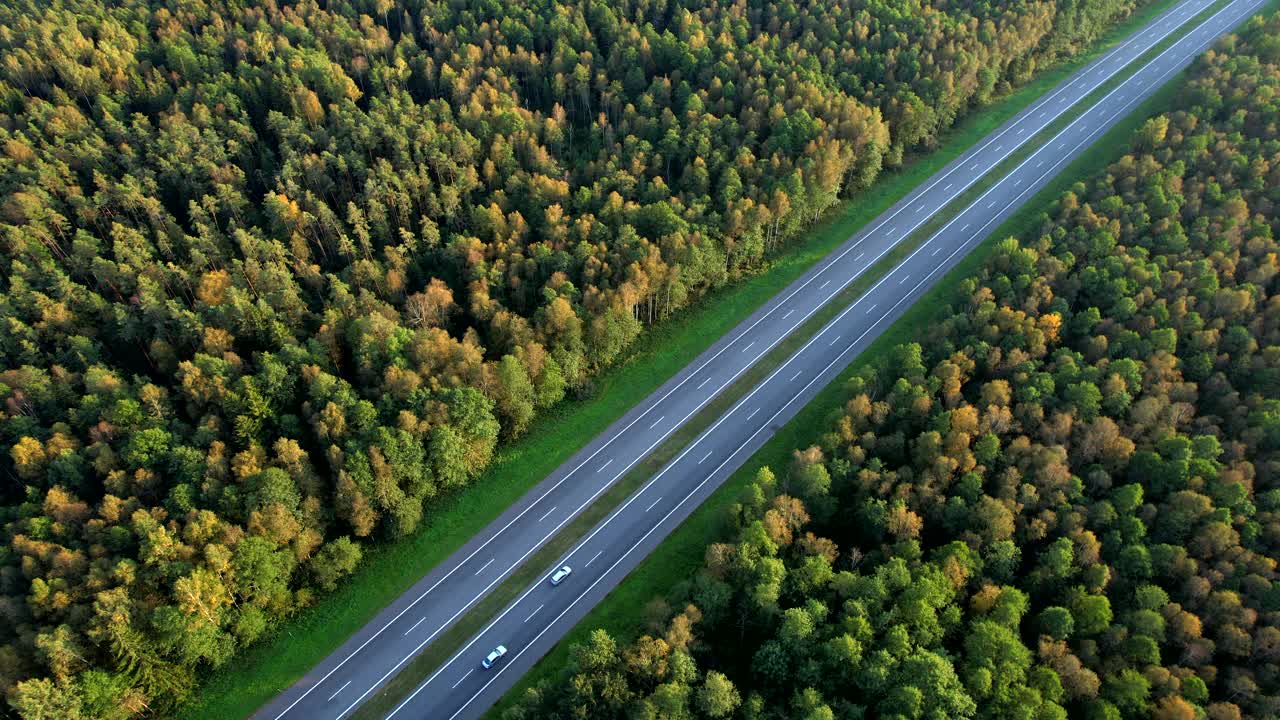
[255,0,1268,717]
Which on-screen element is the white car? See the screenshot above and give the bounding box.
[482,645,507,669]
[550,565,572,586]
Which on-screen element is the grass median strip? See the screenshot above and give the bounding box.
[483,4,1270,718]
[178,2,1188,718]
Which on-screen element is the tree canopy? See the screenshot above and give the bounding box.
[508,13,1280,720]
[0,0,1166,716]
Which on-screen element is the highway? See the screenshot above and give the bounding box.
[254,0,1264,718]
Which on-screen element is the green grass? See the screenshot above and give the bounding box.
[177,2,1189,718]
[483,7,1265,717]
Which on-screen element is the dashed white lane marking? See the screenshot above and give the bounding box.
[699,451,713,464]
[697,377,711,390]
[820,279,831,289]
[524,604,544,623]
[790,370,803,381]
[961,223,971,232]
[404,616,427,636]
[645,497,663,513]
[888,226,896,235]
[598,459,613,473]
[1037,160,1045,168]
[996,144,1004,151]
[327,681,352,702]
[1018,128,1026,135]
[452,670,473,689]
[474,558,495,576]
[783,309,795,319]
[746,407,761,421]
[855,252,866,261]
[916,203,926,212]
[945,183,954,191]
[899,274,910,284]
[1015,179,1023,186]
[537,506,557,523]
[866,303,878,314]
[649,415,665,429]
[586,550,603,567]
[743,341,755,353]
[988,200,996,208]
[829,335,841,346]
[932,245,944,256]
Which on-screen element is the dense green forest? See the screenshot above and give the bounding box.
[504,12,1280,720]
[0,0,1158,715]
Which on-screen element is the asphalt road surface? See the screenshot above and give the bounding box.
[255,0,1265,718]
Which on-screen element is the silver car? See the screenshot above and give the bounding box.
[482,645,507,669]
[550,565,572,586]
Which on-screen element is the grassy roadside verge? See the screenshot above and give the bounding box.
[483,9,1266,717]
[353,0,1225,714]
[177,2,1186,718]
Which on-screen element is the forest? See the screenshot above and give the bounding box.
[503,11,1280,720]
[0,0,1162,716]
